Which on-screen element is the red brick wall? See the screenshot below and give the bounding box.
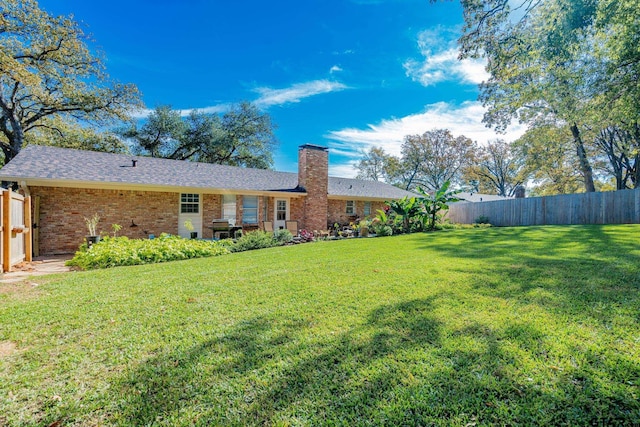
[328,199,386,228]
[290,197,305,229]
[30,186,180,254]
[298,145,328,231]
[202,194,222,239]
[30,184,389,254]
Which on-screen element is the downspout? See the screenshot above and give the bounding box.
[19,180,30,197]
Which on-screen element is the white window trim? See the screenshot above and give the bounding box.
[346,200,355,215]
[242,195,259,224]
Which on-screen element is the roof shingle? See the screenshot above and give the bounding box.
[0,145,416,200]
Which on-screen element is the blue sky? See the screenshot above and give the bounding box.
[39,0,524,177]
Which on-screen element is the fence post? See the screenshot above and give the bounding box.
[24,196,32,262]
[3,190,11,272]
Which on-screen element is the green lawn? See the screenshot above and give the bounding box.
[1,225,639,426]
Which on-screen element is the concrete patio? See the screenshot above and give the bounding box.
[1,256,72,283]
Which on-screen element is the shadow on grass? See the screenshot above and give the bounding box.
[106,293,638,425]
[419,226,640,319]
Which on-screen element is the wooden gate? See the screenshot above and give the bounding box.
[1,189,32,272]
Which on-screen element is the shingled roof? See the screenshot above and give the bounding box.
[0,145,415,200]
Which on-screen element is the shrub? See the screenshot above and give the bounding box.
[66,234,232,270]
[231,230,278,252]
[373,224,393,236]
[474,215,491,224]
[273,229,293,244]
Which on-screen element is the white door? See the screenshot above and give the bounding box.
[274,199,289,230]
[178,193,202,238]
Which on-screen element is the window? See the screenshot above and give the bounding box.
[223,194,236,223]
[243,196,258,224]
[276,200,287,221]
[180,193,200,213]
[364,201,371,216]
[346,200,355,215]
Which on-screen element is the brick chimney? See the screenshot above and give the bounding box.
[298,144,329,231]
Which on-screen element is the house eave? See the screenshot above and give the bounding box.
[327,194,394,202]
[11,178,307,198]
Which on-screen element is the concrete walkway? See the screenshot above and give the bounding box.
[1,256,73,283]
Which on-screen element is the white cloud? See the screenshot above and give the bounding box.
[325,101,526,163]
[253,80,348,108]
[329,65,343,74]
[404,27,490,86]
[329,162,359,178]
[130,104,230,119]
[130,79,348,119]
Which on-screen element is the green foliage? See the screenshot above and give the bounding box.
[0,0,141,163]
[124,102,277,168]
[387,196,422,233]
[375,209,388,224]
[371,209,394,236]
[27,117,130,155]
[463,139,528,197]
[66,234,231,269]
[474,215,491,224]
[354,146,396,181]
[231,230,278,252]
[401,129,476,191]
[111,223,122,238]
[353,131,476,191]
[512,126,585,196]
[440,0,640,193]
[373,224,393,236]
[273,229,293,244]
[417,180,462,231]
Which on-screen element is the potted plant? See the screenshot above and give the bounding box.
[184,219,197,239]
[84,214,101,247]
[359,219,370,237]
[333,222,340,238]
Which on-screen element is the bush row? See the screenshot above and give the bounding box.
[67,230,295,270]
[66,234,233,270]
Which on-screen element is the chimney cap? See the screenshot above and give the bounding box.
[299,144,328,152]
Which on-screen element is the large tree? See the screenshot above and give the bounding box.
[512,125,586,196]
[463,139,528,197]
[440,0,638,191]
[125,102,277,169]
[591,0,640,130]
[355,147,394,181]
[25,116,128,155]
[0,0,141,163]
[400,129,476,191]
[593,126,640,190]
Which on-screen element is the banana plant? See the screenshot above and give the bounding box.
[387,196,422,233]
[417,180,462,231]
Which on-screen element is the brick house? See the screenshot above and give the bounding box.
[0,144,415,255]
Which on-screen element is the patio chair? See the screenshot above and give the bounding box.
[285,220,299,236]
[263,221,274,233]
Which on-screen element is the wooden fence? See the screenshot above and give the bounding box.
[447,188,640,226]
[1,189,32,272]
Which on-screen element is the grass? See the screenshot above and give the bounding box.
[1,225,639,426]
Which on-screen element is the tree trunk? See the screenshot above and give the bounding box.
[570,123,596,192]
[2,110,25,163]
[632,123,640,189]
